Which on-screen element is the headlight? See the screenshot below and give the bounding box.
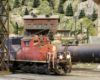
[53,46,56,52]
[67,55,71,59]
[59,55,63,59]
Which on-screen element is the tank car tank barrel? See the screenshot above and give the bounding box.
[67,44,100,63]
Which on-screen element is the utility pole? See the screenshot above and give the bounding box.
[0,0,10,74]
[80,23,82,34]
[74,16,78,40]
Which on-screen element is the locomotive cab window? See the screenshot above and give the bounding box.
[34,40,39,45]
[25,41,29,46]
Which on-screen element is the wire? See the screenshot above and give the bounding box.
[33,18,72,35]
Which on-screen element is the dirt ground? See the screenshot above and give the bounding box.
[0,63,100,80]
[0,70,100,80]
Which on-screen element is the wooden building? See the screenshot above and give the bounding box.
[56,30,70,37]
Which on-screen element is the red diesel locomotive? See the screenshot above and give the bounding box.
[12,36,72,74]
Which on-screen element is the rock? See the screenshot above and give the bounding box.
[52,40,61,44]
[11,15,24,27]
[29,10,39,14]
[55,33,61,37]
[9,34,19,37]
[75,0,98,17]
[97,65,100,69]
[77,34,86,40]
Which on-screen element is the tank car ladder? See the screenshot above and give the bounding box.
[47,52,55,74]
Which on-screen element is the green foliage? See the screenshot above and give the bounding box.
[91,9,98,21]
[13,0,20,8]
[47,0,54,9]
[82,0,87,2]
[58,0,64,14]
[79,9,85,19]
[83,36,87,40]
[75,18,97,36]
[13,26,18,34]
[13,22,18,34]
[49,0,54,9]
[62,0,66,3]
[48,31,54,41]
[33,0,40,8]
[9,5,11,11]
[10,20,24,35]
[24,8,29,15]
[70,30,81,36]
[65,3,73,16]
[21,0,25,5]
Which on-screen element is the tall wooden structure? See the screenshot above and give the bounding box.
[0,0,9,71]
[93,0,100,36]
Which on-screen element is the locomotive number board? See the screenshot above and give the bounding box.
[39,38,44,40]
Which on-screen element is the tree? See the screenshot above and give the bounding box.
[13,0,20,8]
[82,0,87,2]
[37,0,40,7]
[62,0,66,3]
[58,0,64,14]
[48,31,54,42]
[65,3,73,16]
[24,8,29,15]
[47,0,54,9]
[79,9,85,19]
[33,0,40,8]
[9,5,11,11]
[13,22,18,35]
[91,9,98,21]
[21,0,25,5]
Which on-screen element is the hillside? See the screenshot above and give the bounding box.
[9,0,98,36]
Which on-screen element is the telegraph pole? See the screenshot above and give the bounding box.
[0,0,10,74]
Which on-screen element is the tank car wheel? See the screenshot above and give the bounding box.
[31,65,38,73]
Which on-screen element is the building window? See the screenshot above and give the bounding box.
[33,24,37,29]
[39,24,42,29]
[27,32,31,36]
[50,24,54,29]
[31,20,34,22]
[44,24,48,29]
[48,20,50,22]
[25,41,29,46]
[27,24,31,29]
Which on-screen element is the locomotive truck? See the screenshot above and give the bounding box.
[4,36,72,74]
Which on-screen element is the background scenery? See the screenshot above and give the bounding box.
[9,0,98,37]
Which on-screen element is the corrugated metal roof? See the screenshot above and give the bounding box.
[90,36,100,44]
[21,37,35,41]
[22,15,60,19]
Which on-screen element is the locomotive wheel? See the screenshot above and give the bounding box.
[38,66,44,73]
[25,65,31,73]
[45,68,49,74]
[31,65,38,73]
[21,66,26,72]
